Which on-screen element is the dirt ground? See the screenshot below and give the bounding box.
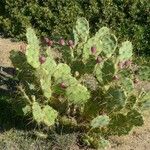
[0,37,150,150]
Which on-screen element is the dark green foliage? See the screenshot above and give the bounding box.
[0,0,149,55]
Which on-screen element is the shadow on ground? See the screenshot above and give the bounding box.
[0,66,27,131]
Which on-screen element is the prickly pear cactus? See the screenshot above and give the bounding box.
[9,17,149,150]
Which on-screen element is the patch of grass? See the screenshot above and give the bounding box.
[0,129,79,150]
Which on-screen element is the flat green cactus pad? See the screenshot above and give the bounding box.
[26,27,40,68]
[32,102,58,126]
[108,113,133,136]
[101,33,117,58]
[73,17,89,45]
[42,105,58,126]
[120,77,134,93]
[102,59,116,85]
[106,86,126,112]
[127,109,143,126]
[53,63,71,81]
[41,57,57,76]
[118,41,133,61]
[125,95,137,110]
[91,115,110,128]
[32,102,43,124]
[40,78,52,99]
[66,84,90,105]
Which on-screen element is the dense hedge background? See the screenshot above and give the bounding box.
[0,0,149,55]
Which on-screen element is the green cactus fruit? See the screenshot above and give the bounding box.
[66,84,90,105]
[120,77,134,93]
[125,95,137,110]
[106,86,126,112]
[138,66,150,81]
[73,17,89,45]
[91,115,110,128]
[127,109,143,126]
[26,27,40,68]
[42,105,58,126]
[102,59,116,85]
[118,41,133,62]
[32,102,43,124]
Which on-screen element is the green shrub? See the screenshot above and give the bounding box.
[9,18,150,149]
[0,0,149,55]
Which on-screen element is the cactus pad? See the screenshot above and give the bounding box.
[106,86,126,112]
[32,102,43,124]
[101,34,117,58]
[102,59,116,84]
[127,109,143,126]
[26,27,40,68]
[73,17,89,45]
[120,78,134,93]
[66,84,90,105]
[42,105,58,126]
[53,63,71,81]
[118,41,133,61]
[125,95,137,110]
[91,115,110,128]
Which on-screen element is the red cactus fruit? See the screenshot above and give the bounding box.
[68,40,74,47]
[59,38,65,46]
[91,46,96,54]
[60,82,67,89]
[113,75,119,80]
[47,40,53,46]
[96,56,103,63]
[20,44,26,53]
[134,78,139,84]
[44,37,49,44]
[118,61,125,69]
[124,60,132,68]
[39,55,46,64]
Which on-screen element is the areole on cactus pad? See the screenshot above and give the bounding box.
[9,17,150,149]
